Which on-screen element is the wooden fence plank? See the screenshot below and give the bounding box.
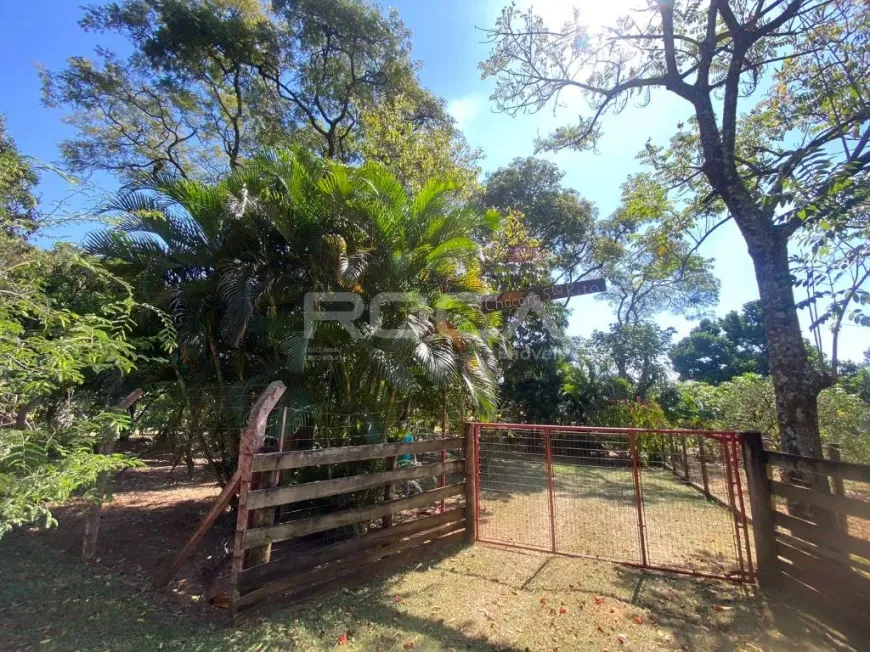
[237,530,465,612]
[252,438,466,472]
[247,460,464,509]
[242,483,465,549]
[765,451,870,483]
[236,524,465,609]
[774,511,870,563]
[742,431,778,587]
[769,480,870,520]
[776,541,870,597]
[238,508,466,590]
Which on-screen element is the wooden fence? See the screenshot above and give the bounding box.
[229,424,475,615]
[742,432,870,616]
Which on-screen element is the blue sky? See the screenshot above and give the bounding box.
[1,0,866,361]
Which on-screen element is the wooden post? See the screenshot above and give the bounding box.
[826,443,848,537]
[464,422,477,543]
[668,437,676,476]
[680,437,690,481]
[229,381,286,618]
[741,431,779,587]
[698,437,711,499]
[82,388,144,563]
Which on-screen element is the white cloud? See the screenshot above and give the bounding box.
[447,96,483,132]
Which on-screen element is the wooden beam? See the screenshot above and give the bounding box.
[770,480,870,520]
[236,524,465,609]
[251,437,465,472]
[741,431,778,587]
[765,451,870,483]
[236,530,465,612]
[774,511,870,562]
[239,508,466,590]
[776,542,870,599]
[229,381,287,620]
[247,460,464,509]
[242,483,465,549]
[155,470,241,587]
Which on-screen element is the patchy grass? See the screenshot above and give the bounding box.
[1,531,865,651]
[479,459,745,576]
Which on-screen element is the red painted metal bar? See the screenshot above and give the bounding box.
[473,423,481,541]
[475,538,745,583]
[731,434,755,580]
[475,422,737,438]
[543,427,557,553]
[720,436,746,579]
[629,433,649,567]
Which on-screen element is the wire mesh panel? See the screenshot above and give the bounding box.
[549,429,641,563]
[475,426,552,550]
[472,423,753,582]
[640,433,749,579]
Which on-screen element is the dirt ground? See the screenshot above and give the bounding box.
[1,455,867,651]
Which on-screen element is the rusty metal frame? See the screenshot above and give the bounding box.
[469,422,754,584]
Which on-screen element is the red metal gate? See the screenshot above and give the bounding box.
[471,423,754,582]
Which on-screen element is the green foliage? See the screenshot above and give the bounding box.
[86,148,503,478]
[0,115,39,238]
[670,301,769,384]
[587,323,675,401]
[0,233,142,536]
[42,0,459,179]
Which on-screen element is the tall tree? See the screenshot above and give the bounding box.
[481,0,870,457]
[484,157,600,284]
[42,0,455,179]
[599,174,719,325]
[671,300,769,384]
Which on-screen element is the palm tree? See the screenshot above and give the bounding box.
[87,148,503,478]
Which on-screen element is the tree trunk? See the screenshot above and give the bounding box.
[82,389,144,563]
[743,228,824,458]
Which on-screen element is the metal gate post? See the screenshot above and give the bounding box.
[629,433,649,567]
[543,427,557,553]
[474,423,481,540]
[729,434,754,579]
[720,436,746,578]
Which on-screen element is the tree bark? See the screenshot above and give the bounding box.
[82,388,144,563]
[741,224,825,459]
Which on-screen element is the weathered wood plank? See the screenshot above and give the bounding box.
[765,451,870,483]
[464,423,477,543]
[236,524,465,609]
[236,529,465,611]
[242,482,465,549]
[238,508,466,590]
[774,511,870,563]
[776,541,870,597]
[247,460,464,509]
[770,480,870,519]
[252,437,465,472]
[742,432,778,587]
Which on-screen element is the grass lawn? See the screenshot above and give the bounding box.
[478,457,747,578]
[1,529,865,651]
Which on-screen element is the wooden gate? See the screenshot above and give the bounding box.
[230,426,475,615]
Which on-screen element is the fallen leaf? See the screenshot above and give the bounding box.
[540,597,548,605]
[714,605,724,612]
[559,606,567,615]
[635,616,644,625]
[403,642,415,649]
[617,633,627,644]
[394,595,404,603]
[337,633,348,646]
[594,597,604,605]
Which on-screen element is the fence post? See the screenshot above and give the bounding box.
[464,422,477,543]
[680,436,690,481]
[629,433,648,567]
[741,431,779,588]
[229,381,286,618]
[826,443,848,538]
[543,427,557,553]
[698,437,711,499]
